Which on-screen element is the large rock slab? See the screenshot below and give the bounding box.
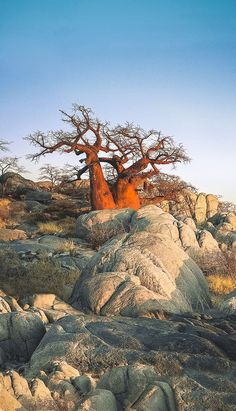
[27,312,236,410]
[71,230,211,315]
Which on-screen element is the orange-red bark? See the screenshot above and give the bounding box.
[89,162,116,210]
[113,178,141,210]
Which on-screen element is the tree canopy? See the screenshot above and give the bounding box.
[26,105,190,210]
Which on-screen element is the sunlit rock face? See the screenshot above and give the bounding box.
[72,206,211,316]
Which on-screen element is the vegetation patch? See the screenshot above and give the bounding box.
[37,221,63,235]
[0,248,79,298]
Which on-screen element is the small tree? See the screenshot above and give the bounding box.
[0,157,26,197]
[26,105,190,210]
[39,164,62,191]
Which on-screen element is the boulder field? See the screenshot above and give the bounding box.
[0,205,236,410]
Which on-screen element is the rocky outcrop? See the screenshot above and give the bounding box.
[27,312,236,410]
[71,206,213,316]
[25,190,52,204]
[71,206,229,316]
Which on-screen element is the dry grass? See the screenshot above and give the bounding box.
[0,248,79,299]
[88,222,126,250]
[207,274,236,296]
[37,221,63,234]
[59,217,76,237]
[57,240,77,254]
[37,217,76,237]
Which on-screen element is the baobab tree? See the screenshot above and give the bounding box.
[25,105,190,210]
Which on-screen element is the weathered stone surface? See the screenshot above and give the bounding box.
[11,370,32,400]
[219,290,236,314]
[0,385,24,410]
[30,377,52,400]
[27,312,236,410]
[76,208,134,242]
[25,190,52,204]
[177,221,199,250]
[131,205,181,245]
[71,229,210,315]
[0,312,46,364]
[198,230,221,252]
[73,375,96,394]
[25,200,46,213]
[76,388,118,411]
[97,365,176,411]
[195,193,207,225]
[206,194,219,218]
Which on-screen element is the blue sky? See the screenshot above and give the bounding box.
[1,0,236,201]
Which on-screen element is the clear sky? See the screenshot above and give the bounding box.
[1,0,236,202]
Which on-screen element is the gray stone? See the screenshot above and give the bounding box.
[76,208,134,242]
[71,230,210,315]
[0,311,46,363]
[76,389,118,411]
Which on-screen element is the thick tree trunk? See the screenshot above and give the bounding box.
[113,178,141,210]
[89,162,116,210]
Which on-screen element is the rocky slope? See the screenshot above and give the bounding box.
[0,204,235,410]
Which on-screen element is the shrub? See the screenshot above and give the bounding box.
[0,249,79,298]
[88,222,126,250]
[207,274,235,296]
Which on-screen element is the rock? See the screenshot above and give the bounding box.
[181,217,197,231]
[30,377,52,400]
[0,385,24,411]
[70,230,210,315]
[0,312,46,364]
[21,294,57,310]
[225,213,236,229]
[198,230,221,252]
[0,296,11,313]
[27,313,236,410]
[206,194,219,218]
[195,193,207,225]
[73,375,96,394]
[177,221,199,250]
[25,190,52,204]
[97,365,175,411]
[0,228,27,242]
[131,205,180,245]
[11,370,32,400]
[219,290,236,314]
[56,361,80,379]
[16,223,39,236]
[1,172,37,197]
[25,200,46,213]
[76,208,134,242]
[76,388,118,411]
